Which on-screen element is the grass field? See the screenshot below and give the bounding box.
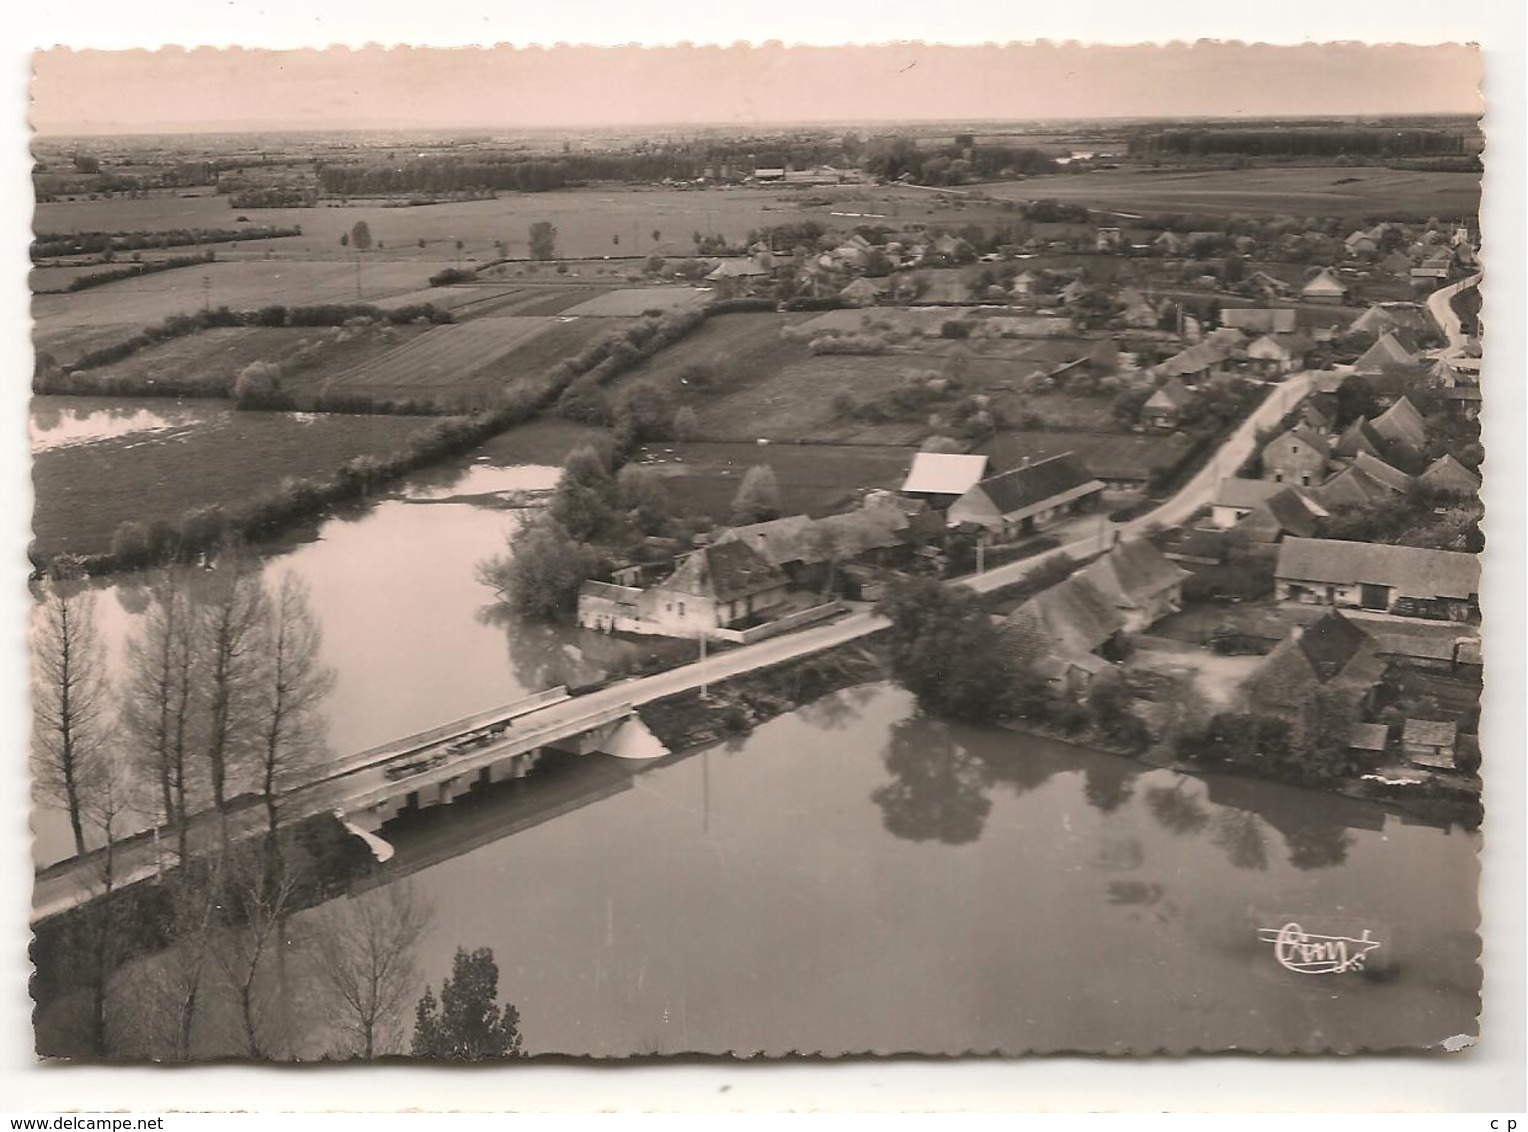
[31,410,437,558]
[31,259,455,334]
[634,441,917,522]
[33,322,144,368]
[33,183,1045,267]
[977,166,1481,220]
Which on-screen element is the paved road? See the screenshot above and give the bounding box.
[1426,272,1482,358]
[33,375,1314,923]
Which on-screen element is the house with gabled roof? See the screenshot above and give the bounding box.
[946,452,1106,540]
[1151,230,1184,256]
[1353,331,1418,374]
[1299,402,1334,435]
[1242,610,1388,719]
[649,540,790,633]
[1075,537,1189,631]
[1246,331,1313,377]
[1370,395,1427,451]
[999,574,1125,692]
[1237,486,1328,544]
[1248,271,1294,300]
[1301,268,1349,304]
[1332,416,1387,461]
[1344,231,1379,256]
[1313,464,1401,511]
[899,451,990,509]
[1274,537,1480,621]
[1418,454,1482,498]
[1348,304,1399,339]
[1140,377,1194,429]
[1211,477,1284,528]
[1261,426,1330,487]
[1347,450,1413,493]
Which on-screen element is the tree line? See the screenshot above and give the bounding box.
[31,557,526,1061]
[1126,128,1473,159]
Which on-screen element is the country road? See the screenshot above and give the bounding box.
[1426,271,1482,357]
[32,372,1314,923]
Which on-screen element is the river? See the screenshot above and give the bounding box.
[29,403,616,867]
[290,681,1476,1057]
[30,405,1480,1056]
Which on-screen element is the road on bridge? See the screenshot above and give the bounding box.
[32,372,1313,924]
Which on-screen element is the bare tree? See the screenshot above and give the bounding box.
[121,571,200,863]
[195,564,268,817]
[211,844,307,1059]
[30,557,109,857]
[310,882,434,1059]
[78,749,137,1054]
[252,572,335,837]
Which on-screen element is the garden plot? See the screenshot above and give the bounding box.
[327,317,560,394]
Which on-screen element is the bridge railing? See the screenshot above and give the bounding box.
[337,702,636,817]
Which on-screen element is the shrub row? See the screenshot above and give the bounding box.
[32,225,302,259]
[57,251,217,292]
[554,307,710,426]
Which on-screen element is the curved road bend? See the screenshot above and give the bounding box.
[32,372,1313,923]
[1426,271,1482,358]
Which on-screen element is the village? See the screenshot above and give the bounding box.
[559,207,1484,809]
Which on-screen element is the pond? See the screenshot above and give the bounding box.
[29,396,230,452]
[315,681,1479,1057]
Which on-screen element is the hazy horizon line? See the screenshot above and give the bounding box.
[33,109,1482,142]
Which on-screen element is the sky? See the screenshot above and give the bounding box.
[30,42,1483,136]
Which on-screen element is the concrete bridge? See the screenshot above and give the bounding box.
[30,687,669,924]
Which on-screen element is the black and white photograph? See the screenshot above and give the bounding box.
[13,19,1519,1099]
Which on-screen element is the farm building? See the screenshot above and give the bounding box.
[1095,227,1124,252]
[1075,537,1188,632]
[1418,454,1482,498]
[946,453,1106,541]
[899,451,990,509]
[1247,271,1294,300]
[1139,377,1194,430]
[1274,537,1480,621]
[999,575,1125,693]
[1151,231,1184,255]
[1210,477,1283,529]
[1260,426,1330,487]
[1402,719,1459,771]
[1241,610,1387,720]
[1117,288,1159,329]
[705,258,771,283]
[1299,402,1334,435]
[714,505,923,593]
[1300,268,1349,304]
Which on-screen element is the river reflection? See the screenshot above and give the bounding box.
[355,681,1477,1057]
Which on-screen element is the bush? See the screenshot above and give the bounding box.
[428,267,475,286]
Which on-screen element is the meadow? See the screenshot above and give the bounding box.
[634,441,917,523]
[978,166,1481,220]
[325,317,562,395]
[982,429,1192,483]
[31,410,437,558]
